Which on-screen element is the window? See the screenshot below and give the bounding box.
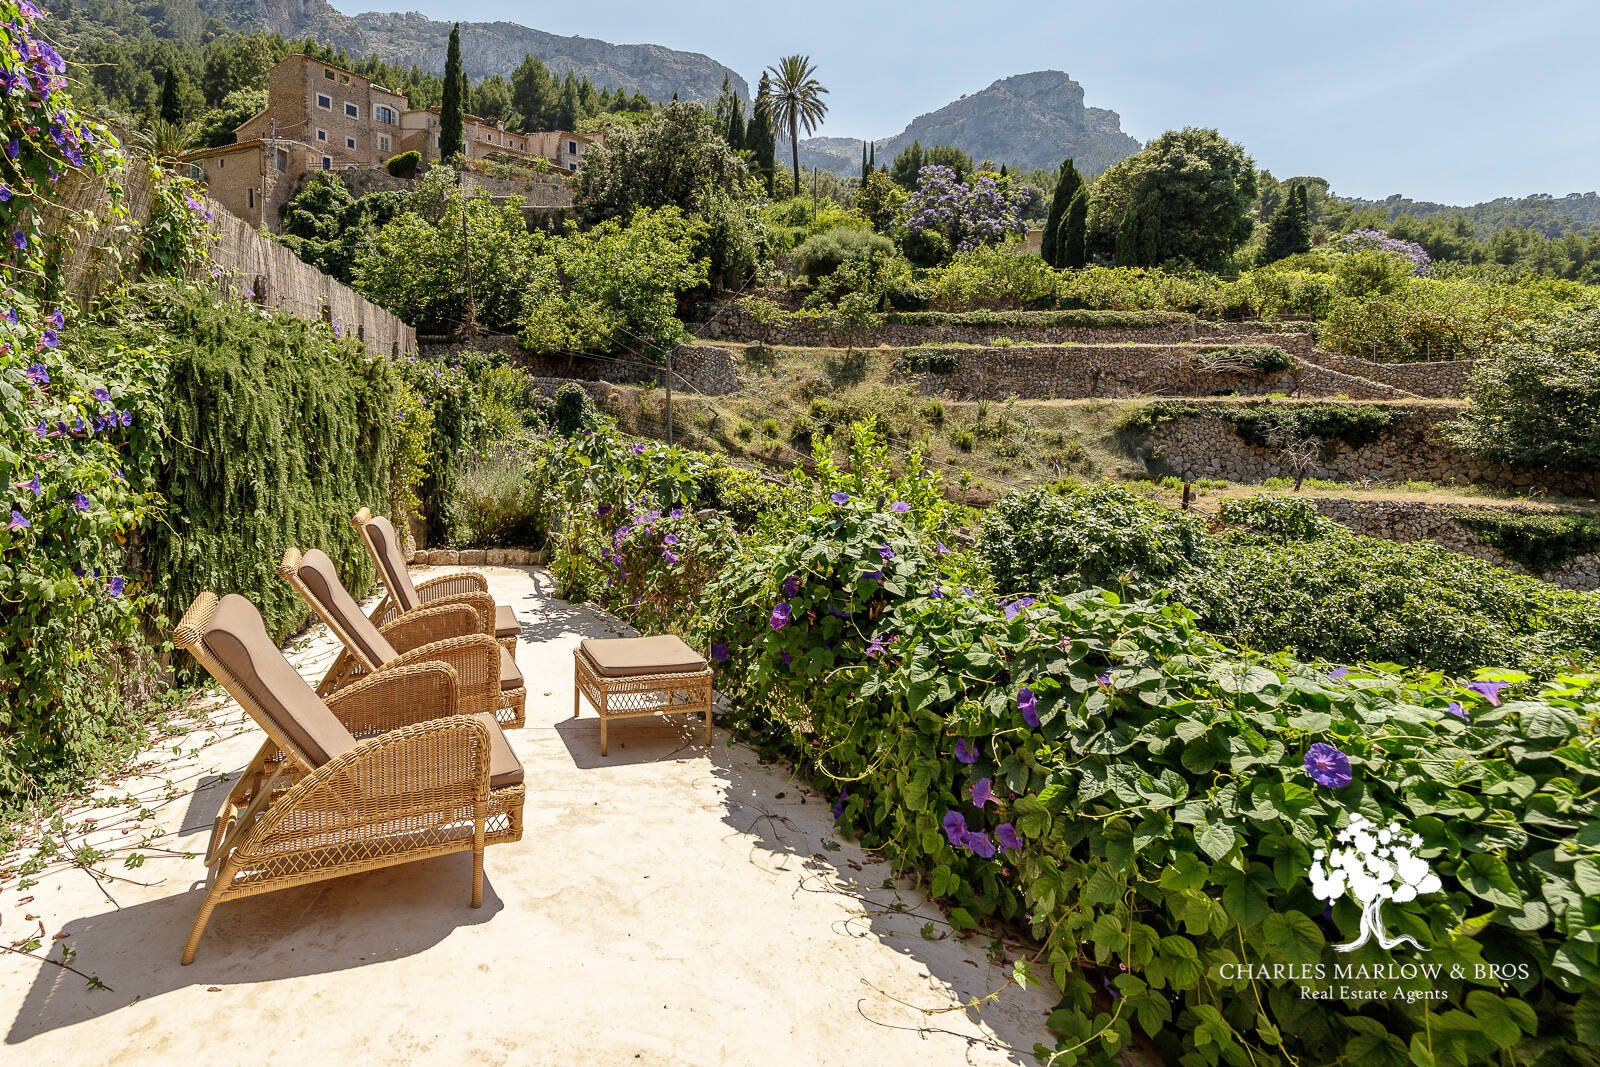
[316,129,327,142]
[339,74,350,84]
[345,103,358,119]
[345,136,356,150]
[569,140,578,154]
[376,105,396,124]
[217,158,224,169]
[379,135,390,153]
[568,162,578,172]
[324,69,335,81]
[274,149,288,173]
[316,94,331,110]
[247,188,255,209]
[321,156,332,170]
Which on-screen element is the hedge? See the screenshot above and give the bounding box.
[1457,510,1600,574]
[883,309,1191,330]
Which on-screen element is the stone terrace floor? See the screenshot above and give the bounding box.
[0,566,1057,1066]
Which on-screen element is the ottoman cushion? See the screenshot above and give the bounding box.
[579,635,706,678]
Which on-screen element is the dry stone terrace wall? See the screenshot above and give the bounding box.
[419,337,743,395]
[1141,404,1600,497]
[1308,499,1600,591]
[697,308,1203,347]
[891,345,1411,400]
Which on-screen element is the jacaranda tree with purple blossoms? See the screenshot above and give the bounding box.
[898,164,1027,266]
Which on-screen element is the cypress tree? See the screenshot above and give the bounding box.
[748,74,777,195]
[1260,181,1313,264]
[1041,158,1083,266]
[868,142,875,171]
[727,96,745,151]
[1136,195,1161,266]
[1060,187,1089,268]
[861,140,869,182]
[1113,203,1140,267]
[159,66,188,124]
[439,24,465,160]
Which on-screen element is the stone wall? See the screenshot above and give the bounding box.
[1309,499,1600,591]
[419,338,740,395]
[1141,405,1600,497]
[890,344,1411,400]
[1311,351,1472,398]
[697,307,1203,346]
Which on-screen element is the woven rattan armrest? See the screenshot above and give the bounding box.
[370,589,497,634]
[322,660,461,737]
[415,571,490,600]
[378,603,483,655]
[387,633,502,719]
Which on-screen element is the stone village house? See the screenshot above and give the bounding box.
[181,54,599,230]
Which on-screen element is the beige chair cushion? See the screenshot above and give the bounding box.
[579,635,707,678]
[499,646,524,691]
[202,595,357,767]
[365,514,420,613]
[495,603,518,640]
[473,712,525,789]
[296,549,400,669]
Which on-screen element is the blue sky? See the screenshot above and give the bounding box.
[334,0,1597,204]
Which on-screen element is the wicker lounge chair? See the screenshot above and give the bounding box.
[280,547,526,728]
[172,591,526,964]
[353,508,520,654]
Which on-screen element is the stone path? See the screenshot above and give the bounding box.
[0,566,1058,1066]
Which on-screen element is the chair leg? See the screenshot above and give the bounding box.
[600,716,608,757]
[180,883,226,965]
[704,707,712,746]
[471,802,486,909]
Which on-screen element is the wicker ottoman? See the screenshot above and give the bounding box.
[573,636,714,756]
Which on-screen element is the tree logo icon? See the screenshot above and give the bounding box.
[1309,813,1442,952]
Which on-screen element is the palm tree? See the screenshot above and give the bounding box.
[758,55,828,198]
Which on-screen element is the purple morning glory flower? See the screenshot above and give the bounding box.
[863,570,883,582]
[935,542,950,556]
[669,507,683,519]
[93,387,111,403]
[1467,681,1508,707]
[971,777,997,807]
[769,602,792,631]
[1446,702,1468,720]
[1304,743,1352,789]
[73,492,90,511]
[889,501,910,513]
[5,139,17,160]
[48,308,63,329]
[26,362,48,385]
[1328,667,1350,681]
[710,642,729,663]
[878,544,894,561]
[954,738,978,764]
[597,503,612,517]
[118,411,132,426]
[832,789,848,820]
[22,474,41,495]
[107,576,125,597]
[930,585,945,599]
[662,533,679,547]
[830,491,849,505]
[1018,687,1039,727]
[864,636,889,658]
[779,650,793,667]
[661,549,679,564]
[631,444,646,455]
[941,810,968,845]
[1097,672,1112,687]
[964,831,996,859]
[6,510,29,530]
[11,231,26,250]
[996,823,1021,852]
[0,184,9,202]
[781,575,800,598]
[1002,596,1036,620]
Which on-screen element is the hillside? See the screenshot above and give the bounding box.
[800,71,1140,176]
[1342,190,1600,238]
[56,0,747,103]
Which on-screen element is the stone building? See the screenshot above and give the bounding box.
[181,54,599,229]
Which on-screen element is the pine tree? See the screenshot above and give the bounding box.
[439,24,465,159]
[1114,204,1140,267]
[1060,187,1089,268]
[1259,181,1312,264]
[1136,195,1162,266]
[1041,158,1083,266]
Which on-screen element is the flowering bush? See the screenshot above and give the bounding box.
[1337,228,1434,277]
[898,165,1026,263]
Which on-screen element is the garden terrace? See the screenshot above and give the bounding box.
[0,566,1060,1065]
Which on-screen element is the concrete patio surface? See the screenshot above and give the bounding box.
[0,565,1059,1066]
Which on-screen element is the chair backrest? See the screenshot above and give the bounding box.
[353,508,421,613]
[173,592,357,769]
[280,548,400,672]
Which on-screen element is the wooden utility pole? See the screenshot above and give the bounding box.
[663,345,674,444]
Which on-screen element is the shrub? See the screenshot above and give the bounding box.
[1457,510,1600,573]
[1448,311,1600,473]
[1055,266,1222,314]
[384,150,421,178]
[1190,344,1294,374]
[1218,402,1400,449]
[976,484,1213,596]
[449,440,554,548]
[884,309,1189,331]
[923,244,1060,310]
[793,225,894,281]
[1216,494,1337,540]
